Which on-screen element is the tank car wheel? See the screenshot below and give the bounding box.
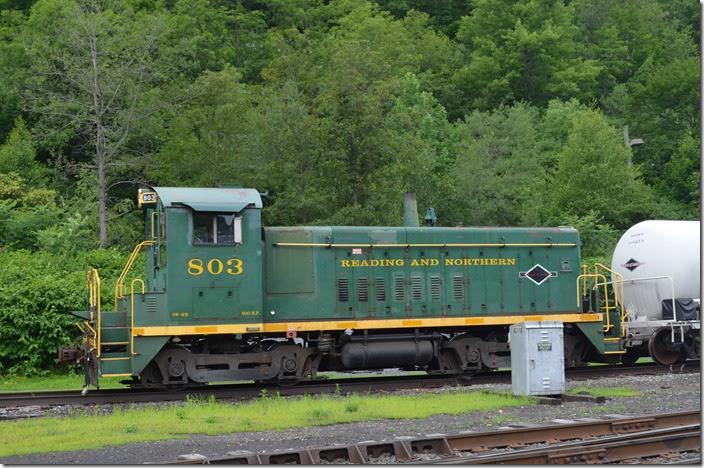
[648,328,685,366]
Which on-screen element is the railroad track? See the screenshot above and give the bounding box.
[0,360,698,409]
[169,410,701,464]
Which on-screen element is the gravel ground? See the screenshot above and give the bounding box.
[0,371,699,465]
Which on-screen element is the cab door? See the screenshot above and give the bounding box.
[167,206,263,326]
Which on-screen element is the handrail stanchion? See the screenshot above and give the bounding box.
[130,279,145,356]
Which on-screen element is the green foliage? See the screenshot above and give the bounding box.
[545,107,655,229]
[0,248,127,375]
[444,103,546,226]
[0,0,699,374]
[0,118,46,183]
[454,0,600,109]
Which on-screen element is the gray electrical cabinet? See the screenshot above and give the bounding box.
[509,321,565,396]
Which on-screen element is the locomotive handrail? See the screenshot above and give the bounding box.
[150,211,158,240]
[273,242,577,248]
[594,263,626,337]
[114,240,155,310]
[87,269,101,322]
[576,271,613,333]
[130,279,145,356]
[86,269,101,356]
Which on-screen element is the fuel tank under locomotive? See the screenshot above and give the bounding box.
[340,340,434,369]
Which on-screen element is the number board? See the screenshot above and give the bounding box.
[138,189,158,208]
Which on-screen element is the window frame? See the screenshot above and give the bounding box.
[192,211,243,246]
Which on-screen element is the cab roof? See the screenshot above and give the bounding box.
[152,187,262,212]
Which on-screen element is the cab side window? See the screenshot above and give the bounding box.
[193,213,242,245]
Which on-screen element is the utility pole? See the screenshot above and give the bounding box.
[623,125,644,169]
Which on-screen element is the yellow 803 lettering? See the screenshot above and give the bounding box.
[207,259,224,275]
[226,258,243,275]
[187,258,204,276]
[187,257,243,276]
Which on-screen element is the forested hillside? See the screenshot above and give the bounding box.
[0,0,699,373]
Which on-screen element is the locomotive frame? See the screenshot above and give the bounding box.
[62,187,628,390]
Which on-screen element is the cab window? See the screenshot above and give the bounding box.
[193,213,242,244]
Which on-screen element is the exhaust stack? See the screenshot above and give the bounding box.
[403,193,420,227]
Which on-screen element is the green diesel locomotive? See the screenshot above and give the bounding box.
[62,187,626,390]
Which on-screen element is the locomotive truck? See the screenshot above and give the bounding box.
[61,186,629,391]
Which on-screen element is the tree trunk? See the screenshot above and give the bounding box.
[97,147,107,247]
[89,25,108,248]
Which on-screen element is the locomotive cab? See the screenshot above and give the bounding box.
[140,187,264,327]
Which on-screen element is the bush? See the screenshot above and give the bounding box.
[0,248,128,375]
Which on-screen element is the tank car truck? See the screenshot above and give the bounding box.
[610,220,700,365]
[60,187,626,391]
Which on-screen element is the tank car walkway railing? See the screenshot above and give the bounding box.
[609,275,684,342]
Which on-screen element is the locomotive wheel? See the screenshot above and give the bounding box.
[620,347,641,365]
[648,328,685,366]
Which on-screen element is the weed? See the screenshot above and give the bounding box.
[204,416,218,424]
[123,425,137,433]
[309,408,331,421]
[175,409,187,420]
[489,414,512,425]
[345,401,359,413]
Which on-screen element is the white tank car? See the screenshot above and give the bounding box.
[610,220,700,321]
[610,220,700,365]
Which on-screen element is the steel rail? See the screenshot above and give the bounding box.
[0,360,699,409]
[167,410,701,464]
[432,425,701,464]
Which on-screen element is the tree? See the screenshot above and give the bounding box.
[453,0,600,110]
[573,0,696,95]
[627,56,700,213]
[546,107,654,229]
[446,103,546,227]
[22,0,169,247]
[0,9,30,140]
[0,117,45,182]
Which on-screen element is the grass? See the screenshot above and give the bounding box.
[0,390,533,457]
[567,385,641,398]
[0,372,126,393]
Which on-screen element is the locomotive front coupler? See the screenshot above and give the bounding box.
[58,342,99,395]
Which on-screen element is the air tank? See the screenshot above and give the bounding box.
[610,220,700,321]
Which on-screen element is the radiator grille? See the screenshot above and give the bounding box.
[453,275,464,300]
[430,276,441,301]
[394,276,405,302]
[375,277,385,302]
[357,277,368,302]
[338,278,349,302]
[145,296,157,313]
[411,276,423,301]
